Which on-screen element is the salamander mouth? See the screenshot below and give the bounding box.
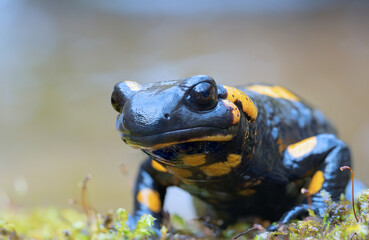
[121,126,237,150]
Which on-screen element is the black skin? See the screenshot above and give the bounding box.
[111,75,350,231]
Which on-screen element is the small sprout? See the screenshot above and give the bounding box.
[233,224,263,239]
[301,188,312,206]
[81,174,91,217]
[300,188,309,195]
[340,166,359,222]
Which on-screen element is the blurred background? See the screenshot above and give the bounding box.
[1,0,369,213]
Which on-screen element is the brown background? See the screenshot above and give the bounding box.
[1,1,368,213]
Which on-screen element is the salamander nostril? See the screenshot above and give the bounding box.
[164,113,170,119]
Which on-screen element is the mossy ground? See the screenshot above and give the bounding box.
[1,189,369,239]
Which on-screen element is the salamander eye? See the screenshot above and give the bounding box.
[187,82,217,110]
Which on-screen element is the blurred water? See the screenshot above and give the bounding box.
[0,0,369,212]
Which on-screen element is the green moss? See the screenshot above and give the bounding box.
[1,190,369,239]
[0,208,154,240]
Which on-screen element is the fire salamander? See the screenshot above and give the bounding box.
[111,75,350,231]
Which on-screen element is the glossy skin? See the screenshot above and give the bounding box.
[111,75,350,229]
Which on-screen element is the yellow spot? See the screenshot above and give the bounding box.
[287,136,317,158]
[227,153,242,164]
[136,189,161,213]
[243,178,263,188]
[238,189,256,196]
[223,86,258,121]
[166,166,192,178]
[222,99,241,124]
[124,81,141,91]
[201,154,241,177]
[247,85,299,101]
[147,134,233,150]
[183,154,206,166]
[151,160,167,172]
[308,170,325,194]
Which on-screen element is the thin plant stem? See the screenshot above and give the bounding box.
[81,174,91,217]
[340,166,359,222]
[233,224,262,239]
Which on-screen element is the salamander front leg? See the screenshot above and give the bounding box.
[278,134,351,225]
[129,159,168,232]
